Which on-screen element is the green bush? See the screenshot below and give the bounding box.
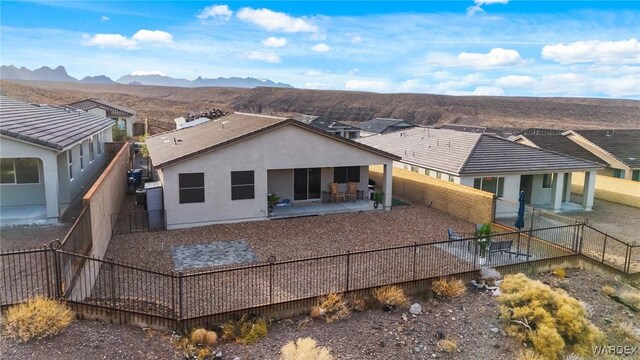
[499,273,602,360]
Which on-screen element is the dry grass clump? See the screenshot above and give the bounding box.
[2,296,74,342]
[601,285,615,296]
[221,315,268,345]
[479,267,502,285]
[516,349,548,360]
[432,277,466,300]
[499,273,603,360]
[372,286,409,309]
[436,337,458,353]
[190,328,218,346]
[552,268,566,278]
[618,290,640,310]
[281,337,333,360]
[610,322,640,345]
[346,293,368,311]
[309,293,351,323]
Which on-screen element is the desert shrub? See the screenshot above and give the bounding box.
[618,290,640,310]
[499,273,603,360]
[516,349,548,360]
[3,296,74,342]
[221,315,268,345]
[281,337,333,360]
[432,277,466,300]
[196,348,212,359]
[346,293,367,311]
[310,293,351,323]
[552,268,566,278]
[610,322,640,345]
[436,337,458,353]
[601,285,615,296]
[190,328,218,346]
[562,354,583,360]
[372,286,409,309]
[480,267,502,285]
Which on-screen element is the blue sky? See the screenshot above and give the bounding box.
[1,1,639,98]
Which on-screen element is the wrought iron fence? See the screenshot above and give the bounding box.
[111,210,166,235]
[494,198,580,230]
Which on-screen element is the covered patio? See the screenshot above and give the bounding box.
[270,199,381,218]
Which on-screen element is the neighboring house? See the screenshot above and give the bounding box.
[67,98,137,138]
[357,118,415,137]
[174,116,210,130]
[436,124,499,135]
[357,127,604,212]
[0,96,114,225]
[292,114,361,139]
[513,128,640,182]
[146,112,398,229]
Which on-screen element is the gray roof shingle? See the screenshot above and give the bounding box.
[358,118,415,134]
[67,98,136,117]
[0,96,115,150]
[357,127,603,176]
[571,129,640,168]
[515,134,606,165]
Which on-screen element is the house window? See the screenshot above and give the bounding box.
[542,174,552,188]
[79,143,84,171]
[231,171,255,200]
[0,158,39,184]
[97,133,102,155]
[613,169,625,179]
[68,150,73,180]
[411,166,419,173]
[334,166,360,183]
[632,170,640,182]
[179,173,205,203]
[88,136,95,162]
[473,176,504,197]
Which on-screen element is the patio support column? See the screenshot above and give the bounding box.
[582,171,596,211]
[382,163,393,210]
[564,172,572,202]
[550,172,564,212]
[41,154,60,222]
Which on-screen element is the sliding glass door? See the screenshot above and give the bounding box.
[294,168,321,200]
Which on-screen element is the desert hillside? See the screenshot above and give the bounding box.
[1,80,638,134]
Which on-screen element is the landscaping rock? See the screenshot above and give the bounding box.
[410,303,422,315]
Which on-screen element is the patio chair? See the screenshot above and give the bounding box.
[330,183,346,202]
[346,182,358,202]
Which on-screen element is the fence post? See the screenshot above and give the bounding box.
[472,239,478,270]
[108,257,116,308]
[171,271,176,320]
[526,227,533,263]
[412,243,417,280]
[345,251,351,292]
[623,246,630,274]
[50,241,63,299]
[43,245,52,298]
[601,235,608,264]
[269,262,274,303]
[578,223,585,254]
[178,272,184,322]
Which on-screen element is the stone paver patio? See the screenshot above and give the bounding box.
[171,240,257,271]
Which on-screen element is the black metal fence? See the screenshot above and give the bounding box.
[111,210,166,235]
[494,198,582,230]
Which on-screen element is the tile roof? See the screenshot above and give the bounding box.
[437,124,488,133]
[67,98,136,117]
[291,114,359,133]
[514,134,605,165]
[0,95,115,150]
[146,112,399,168]
[357,127,603,176]
[357,118,415,134]
[571,129,640,168]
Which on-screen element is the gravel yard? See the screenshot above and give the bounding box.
[3,268,637,359]
[106,205,474,272]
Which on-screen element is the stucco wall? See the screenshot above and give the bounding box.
[160,124,392,228]
[370,166,495,224]
[67,135,108,202]
[83,142,130,259]
[0,137,51,207]
[267,169,293,200]
[572,172,640,208]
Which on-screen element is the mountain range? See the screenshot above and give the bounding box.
[0,65,292,88]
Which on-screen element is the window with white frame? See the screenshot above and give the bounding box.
[473,176,504,197]
[79,143,84,170]
[0,158,39,184]
[89,136,95,162]
[68,150,73,180]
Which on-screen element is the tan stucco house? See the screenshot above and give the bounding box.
[0,96,114,225]
[146,112,398,229]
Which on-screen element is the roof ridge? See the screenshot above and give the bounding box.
[500,134,607,167]
[564,130,628,167]
[456,132,483,174]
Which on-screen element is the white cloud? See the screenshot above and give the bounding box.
[311,43,330,53]
[310,33,327,41]
[427,48,525,69]
[131,70,167,76]
[132,30,173,43]
[197,4,232,20]
[237,7,318,33]
[467,0,510,16]
[100,16,110,22]
[304,70,323,77]
[472,86,504,96]
[351,35,362,44]
[304,82,332,90]
[542,38,640,65]
[494,75,535,88]
[262,37,287,48]
[246,51,281,63]
[344,79,390,92]
[535,72,640,98]
[81,33,137,49]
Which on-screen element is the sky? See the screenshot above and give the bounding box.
[1,1,639,99]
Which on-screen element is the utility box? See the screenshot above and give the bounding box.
[144,181,164,230]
